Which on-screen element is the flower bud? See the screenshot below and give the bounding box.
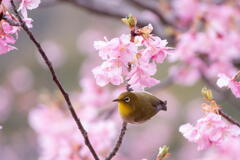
[122,14,137,28]
[201,87,213,101]
[157,145,169,160]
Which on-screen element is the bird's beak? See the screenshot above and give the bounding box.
[113,99,120,102]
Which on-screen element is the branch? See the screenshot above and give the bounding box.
[105,121,128,160]
[58,0,165,37]
[219,110,240,128]
[2,14,21,26]
[201,73,240,127]
[10,1,100,160]
[128,0,176,28]
[61,0,128,19]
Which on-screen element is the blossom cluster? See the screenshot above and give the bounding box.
[0,16,19,54]
[179,113,240,151]
[28,75,121,160]
[92,24,170,90]
[180,113,240,160]
[29,105,117,160]
[179,87,240,160]
[170,0,240,85]
[0,0,40,55]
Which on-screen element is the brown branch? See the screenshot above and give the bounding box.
[201,73,240,127]
[105,121,128,160]
[58,0,165,37]
[219,110,240,128]
[2,14,21,26]
[128,0,175,27]
[10,1,100,160]
[61,0,128,19]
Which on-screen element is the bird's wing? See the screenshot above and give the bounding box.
[137,92,167,111]
[151,99,167,111]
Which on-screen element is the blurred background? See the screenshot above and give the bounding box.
[0,0,240,160]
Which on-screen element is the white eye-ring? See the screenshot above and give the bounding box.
[124,97,131,103]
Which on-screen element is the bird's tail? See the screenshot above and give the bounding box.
[160,100,167,111]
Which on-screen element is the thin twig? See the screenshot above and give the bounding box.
[128,0,177,28]
[2,14,21,26]
[201,73,240,127]
[10,1,100,160]
[59,0,164,37]
[219,110,240,128]
[105,121,128,160]
[61,0,128,19]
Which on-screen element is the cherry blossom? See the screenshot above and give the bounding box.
[217,73,240,98]
[19,0,41,10]
[228,80,240,98]
[171,1,240,85]
[93,34,136,63]
[92,59,124,87]
[142,36,169,64]
[127,63,159,90]
[93,24,171,90]
[179,113,240,150]
[172,0,199,27]
[18,0,41,18]
[0,0,40,55]
[29,103,117,160]
[0,20,19,54]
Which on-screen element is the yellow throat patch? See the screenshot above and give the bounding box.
[118,102,133,117]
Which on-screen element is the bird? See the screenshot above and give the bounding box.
[113,91,167,123]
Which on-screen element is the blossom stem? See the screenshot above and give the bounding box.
[219,110,240,128]
[105,121,128,160]
[10,1,100,160]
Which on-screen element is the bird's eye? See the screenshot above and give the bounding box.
[124,97,130,103]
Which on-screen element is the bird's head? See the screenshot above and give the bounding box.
[113,91,137,107]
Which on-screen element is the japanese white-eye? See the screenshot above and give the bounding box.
[113,91,167,123]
